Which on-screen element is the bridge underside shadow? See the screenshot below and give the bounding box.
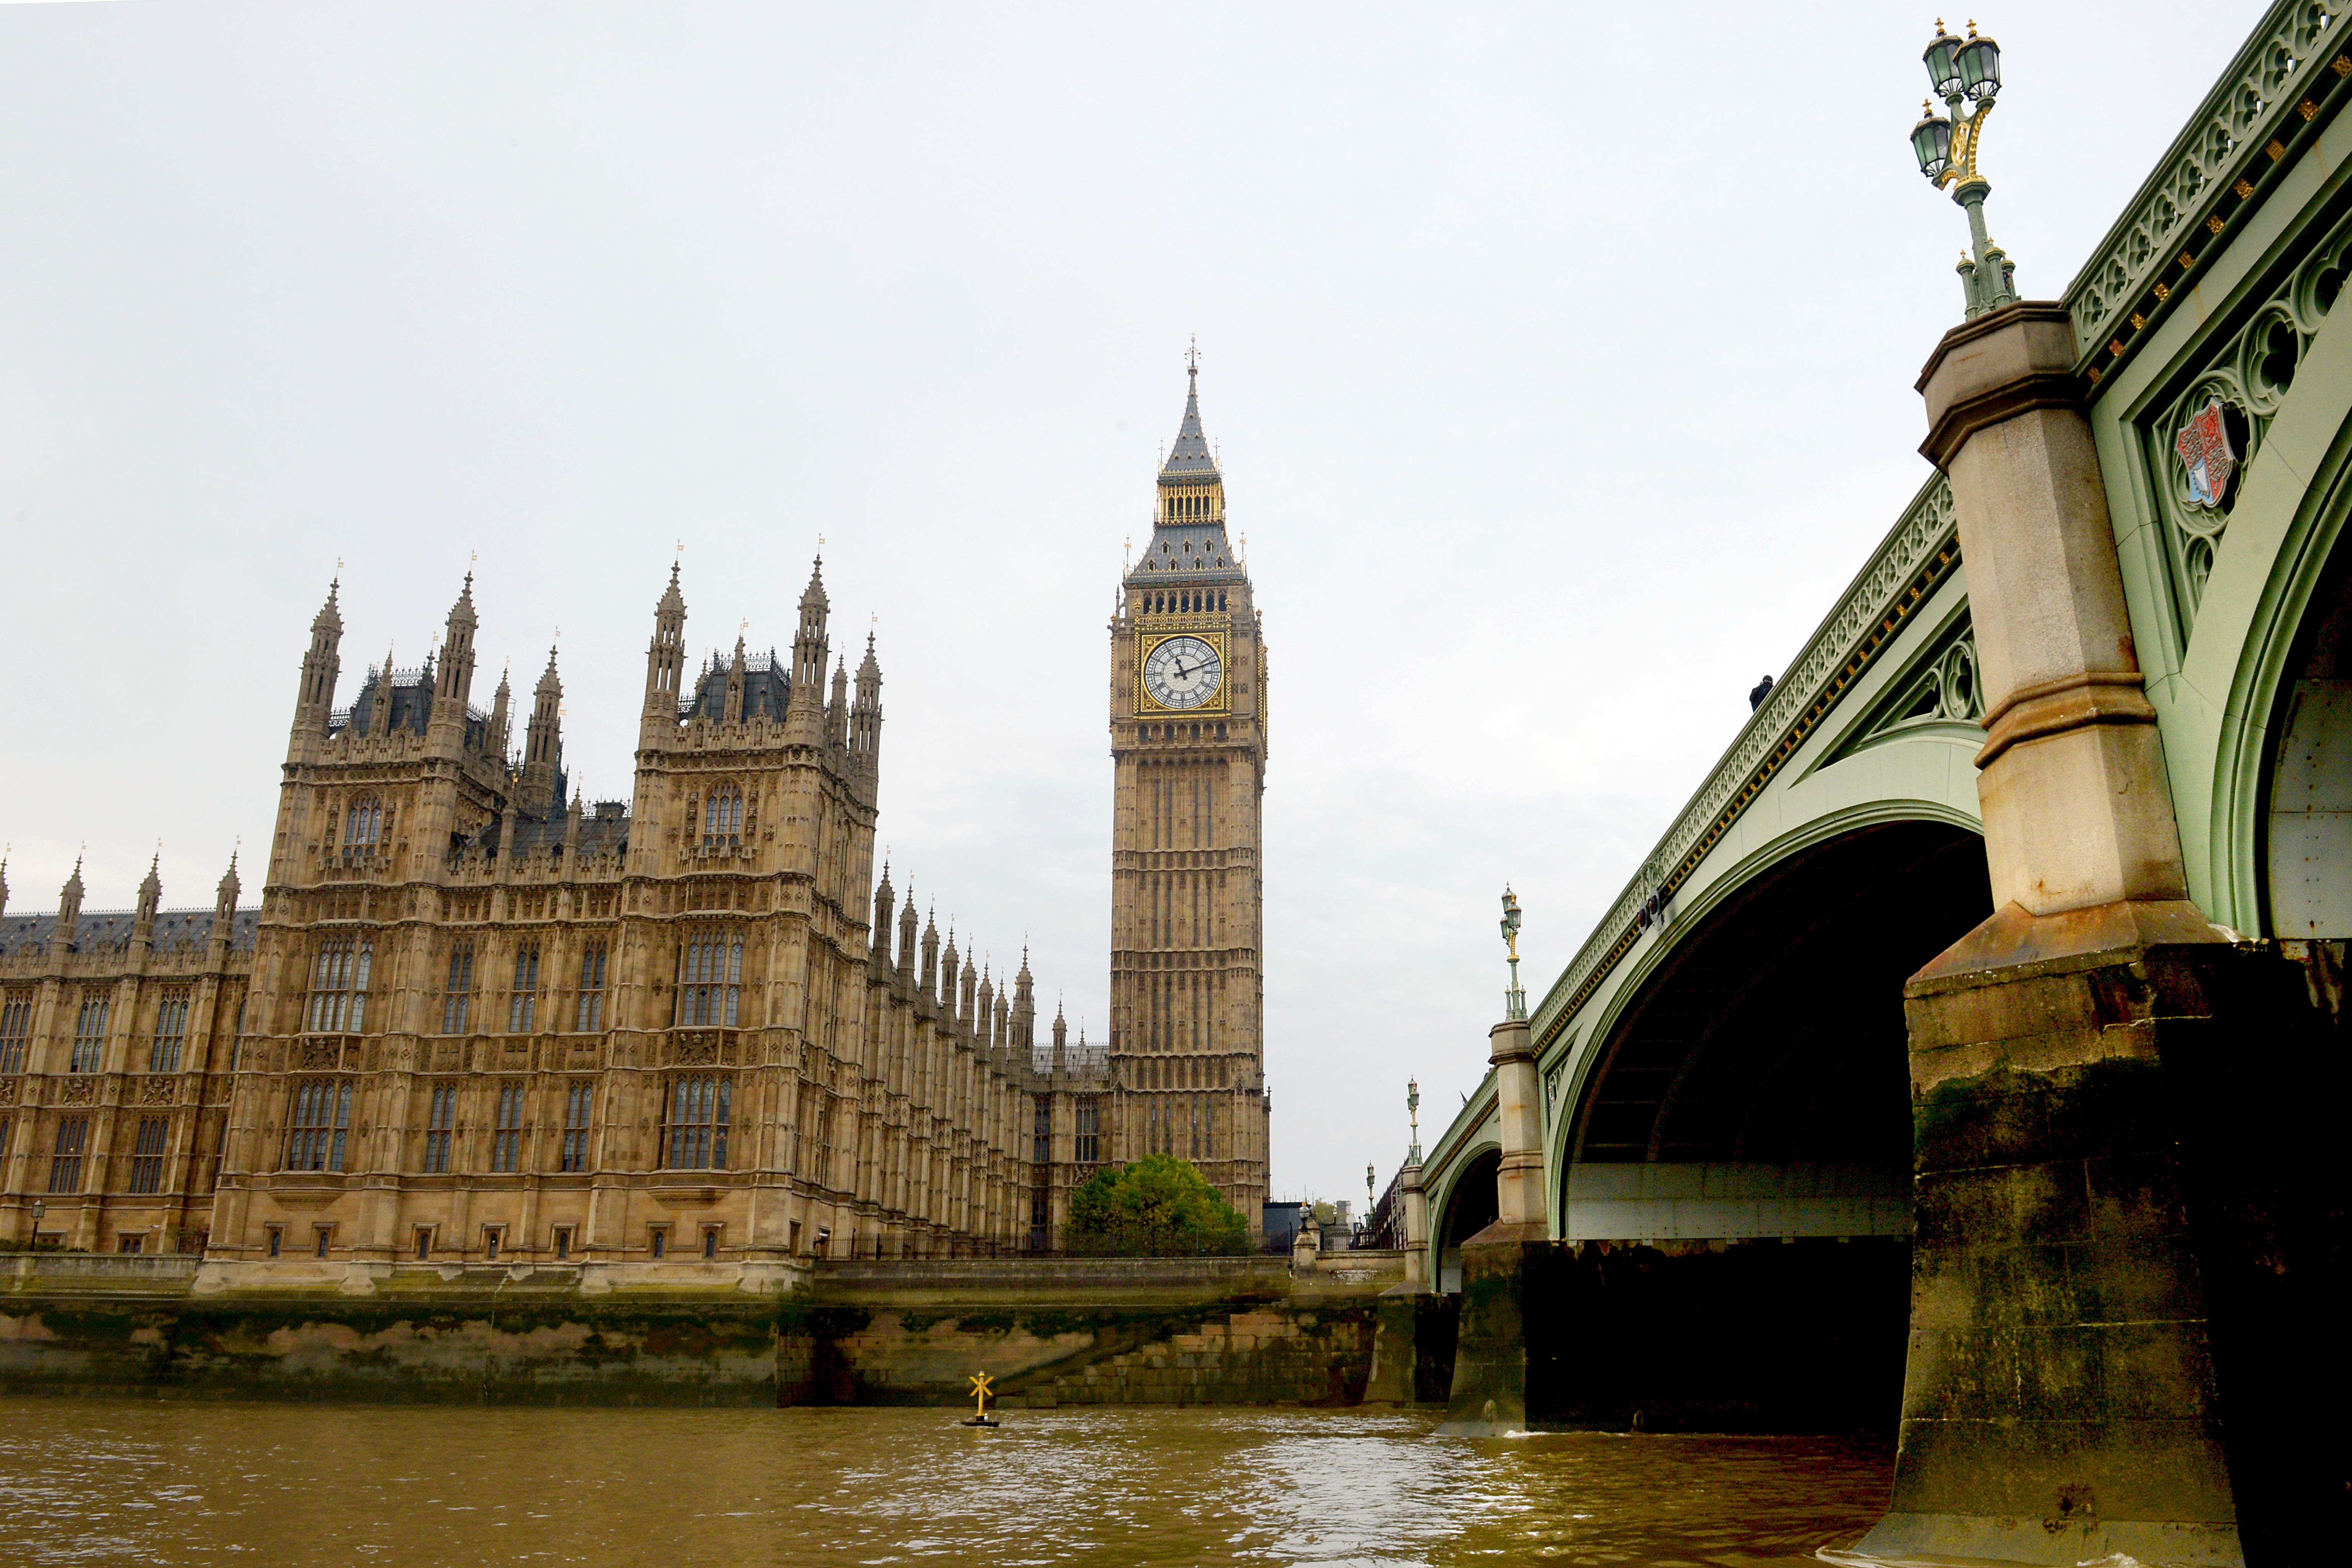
[1536,820,1991,1433]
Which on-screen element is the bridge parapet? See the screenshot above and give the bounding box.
[1531,475,1962,1056]
[2066,0,2348,389]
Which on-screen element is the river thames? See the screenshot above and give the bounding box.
[0,1398,1889,1566]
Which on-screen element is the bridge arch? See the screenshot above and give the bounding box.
[1537,815,1991,1430]
[1427,1144,1498,1295]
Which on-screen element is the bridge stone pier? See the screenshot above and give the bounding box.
[1411,6,2352,1560]
[1850,302,2333,1566]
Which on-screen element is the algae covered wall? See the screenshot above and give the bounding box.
[782,1257,1401,1408]
[0,1253,1424,1409]
[0,1262,786,1405]
[783,1299,1380,1408]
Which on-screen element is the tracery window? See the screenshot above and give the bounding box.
[284,1079,354,1172]
[70,996,109,1073]
[490,1082,525,1173]
[49,1117,88,1194]
[305,939,370,1034]
[150,991,189,1074]
[1033,1095,1052,1164]
[440,943,474,1035]
[560,1082,594,1173]
[1074,1098,1099,1164]
[507,944,540,1034]
[0,993,31,1075]
[128,1117,168,1194]
[701,786,743,849]
[660,1075,731,1170]
[422,1085,457,1173]
[574,942,608,1032]
[675,933,742,1027]
[342,797,385,861]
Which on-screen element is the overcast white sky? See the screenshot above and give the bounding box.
[0,2,2264,1203]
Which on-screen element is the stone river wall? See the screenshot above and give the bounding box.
[0,1251,1432,1408]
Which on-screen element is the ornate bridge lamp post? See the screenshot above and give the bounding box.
[1499,886,1526,1021]
[1909,20,2017,318]
[1399,1082,1430,1289]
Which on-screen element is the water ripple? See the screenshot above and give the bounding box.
[0,1398,1888,1566]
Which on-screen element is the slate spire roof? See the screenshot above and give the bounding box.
[1158,359,1220,483]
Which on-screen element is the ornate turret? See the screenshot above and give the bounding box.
[522,647,564,813]
[723,636,747,725]
[643,563,687,735]
[920,906,940,1001]
[432,573,480,727]
[899,891,920,988]
[213,851,240,934]
[942,926,962,1025]
[1052,1000,1068,1073]
[293,578,343,747]
[826,656,850,750]
[1012,949,1036,1050]
[792,557,830,693]
[55,858,84,953]
[134,854,161,933]
[852,632,884,782]
[871,861,896,966]
[959,949,979,1039]
[0,852,10,919]
[975,967,996,1051]
[488,665,512,760]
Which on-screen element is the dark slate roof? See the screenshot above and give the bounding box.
[338,668,436,740]
[1127,523,1245,586]
[0,908,258,959]
[1159,372,1219,482]
[688,652,792,723]
[507,809,630,857]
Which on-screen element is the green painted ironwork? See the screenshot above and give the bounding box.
[2067,0,2348,383]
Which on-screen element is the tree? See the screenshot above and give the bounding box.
[1064,1155,1253,1256]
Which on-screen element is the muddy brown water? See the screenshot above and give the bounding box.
[0,1398,1891,1566]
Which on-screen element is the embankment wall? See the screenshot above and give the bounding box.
[0,1251,1435,1408]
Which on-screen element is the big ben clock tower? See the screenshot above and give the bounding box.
[1109,354,1269,1230]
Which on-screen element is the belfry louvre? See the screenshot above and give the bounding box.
[0,556,1109,1264]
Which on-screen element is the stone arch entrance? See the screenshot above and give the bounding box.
[1543,819,1991,1431]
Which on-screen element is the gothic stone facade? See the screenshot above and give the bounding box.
[0,555,1112,1263]
[1107,364,1272,1228]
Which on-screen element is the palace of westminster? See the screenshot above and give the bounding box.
[0,368,1272,1264]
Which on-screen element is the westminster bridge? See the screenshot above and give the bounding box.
[1409,5,2349,1563]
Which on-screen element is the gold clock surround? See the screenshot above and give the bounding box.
[1136,630,1229,715]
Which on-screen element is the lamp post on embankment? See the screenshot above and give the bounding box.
[1434,889,1550,1436]
[1843,23,2343,1567]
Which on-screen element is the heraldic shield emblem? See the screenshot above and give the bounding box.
[2175,398,2238,509]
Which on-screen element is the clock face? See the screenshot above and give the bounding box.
[1143,635,1223,710]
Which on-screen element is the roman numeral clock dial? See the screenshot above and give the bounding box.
[1142,635,1222,710]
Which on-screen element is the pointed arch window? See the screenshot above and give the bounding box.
[660,1075,732,1169]
[440,943,474,1035]
[70,995,109,1073]
[676,932,743,1027]
[507,944,541,1033]
[284,1079,354,1172]
[702,786,743,850]
[342,797,385,862]
[306,939,371,1034]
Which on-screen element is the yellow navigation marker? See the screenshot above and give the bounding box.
[964,1370,998,1426]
